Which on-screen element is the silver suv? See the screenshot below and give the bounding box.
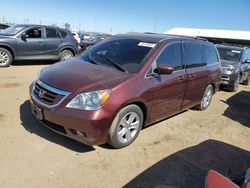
[216,44,250,91]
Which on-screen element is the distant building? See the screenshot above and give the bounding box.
[164,28,250,47]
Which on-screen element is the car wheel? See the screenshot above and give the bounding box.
[229,74,241,92]
[195,85,213,111]
[242,75,250,85]
[0,48,12,67]
[108,105,143,149]
[59,50,74,61]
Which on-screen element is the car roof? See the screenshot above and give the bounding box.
[114,33,209,44]
[14,24,68,31]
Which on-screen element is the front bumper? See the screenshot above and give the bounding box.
[220,73,238,86]
[29,83,114,146]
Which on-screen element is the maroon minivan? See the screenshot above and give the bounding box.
[30,33,221,148]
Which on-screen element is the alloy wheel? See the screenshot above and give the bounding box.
[0,50,9,65]
[117,112,140,143]
[202,87,213,109]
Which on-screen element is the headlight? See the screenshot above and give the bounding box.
[225,65,235,71]
[66,89,111,110]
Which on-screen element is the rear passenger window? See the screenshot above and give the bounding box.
[156,43,183,71]
[59,30,67,38]
[46,28,57,38]
[184,42,204,68]
[202,44,219,64]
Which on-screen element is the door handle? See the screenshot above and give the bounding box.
[178,76,186,81]
[188,74,196,79]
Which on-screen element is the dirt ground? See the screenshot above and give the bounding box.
[0,63,250,188]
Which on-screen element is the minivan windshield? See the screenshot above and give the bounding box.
[217,47,242,62]
[81,38,156,73]
[0,25,26,35]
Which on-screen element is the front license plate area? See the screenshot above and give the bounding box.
[31,103,44,120]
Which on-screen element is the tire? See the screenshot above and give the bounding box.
[108,105,144,149]
[0,48,12,67]
[195,85,214,111]
[228,74,241,92]
[242,75,250,85]
[59,50,74,61]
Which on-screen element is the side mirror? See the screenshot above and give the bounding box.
[154,65,174,75]
[21,33,28,40]
[244,59,250,64]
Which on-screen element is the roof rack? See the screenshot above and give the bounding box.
[164,34,208,41]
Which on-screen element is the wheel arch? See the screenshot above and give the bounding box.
[0,44,15,59]
[59,46,77,56]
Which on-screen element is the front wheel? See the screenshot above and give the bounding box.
[59,50,74,61]
[228,74,240,92]
[195,85,213,111]
[0,48,12,67]
[108,105,143,149]
[242,75,250,86]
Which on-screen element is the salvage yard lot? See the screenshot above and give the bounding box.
[0,63,250,188]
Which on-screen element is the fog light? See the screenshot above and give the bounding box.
[70,129,87,138]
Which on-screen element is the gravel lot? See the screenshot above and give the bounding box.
[0,63,250,188]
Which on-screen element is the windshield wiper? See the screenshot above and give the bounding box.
[96,54,128,73]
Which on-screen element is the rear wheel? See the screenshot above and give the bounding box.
[195,85,213,111]
[228,74,240,92]
[0,48,12,67]
[242,75,250,85]
[108,105,143,149]
[59,50,74,61]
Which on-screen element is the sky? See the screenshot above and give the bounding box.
[1,0,250,34]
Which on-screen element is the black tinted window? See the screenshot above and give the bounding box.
[243,49,250,61]
[202,44,219,65]
[46,28,57,38]
[217,47,242,62]
[184,42,204,68]
[59,30,67,38]
[156,43,183,71]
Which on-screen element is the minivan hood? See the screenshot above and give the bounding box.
[221,59,239,66]
[39,58,132,93]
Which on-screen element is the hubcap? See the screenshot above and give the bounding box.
[203,87,212,108]
[117,112,140,143]
[61,51,73,60]
[0,51,9,65]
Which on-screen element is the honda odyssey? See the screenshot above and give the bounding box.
[30,33,221,148]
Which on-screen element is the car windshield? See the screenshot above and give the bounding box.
[0,25,26,35]
[80,38,156,73]
[217,47,242,62]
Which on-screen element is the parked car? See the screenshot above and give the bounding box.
[79,35,109,51]
[206,168,250,188]
[29,33,221,148]
[216,44,250,91]
[0,24,78,67]
[0,23,11,31]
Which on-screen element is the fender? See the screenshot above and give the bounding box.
[0,42,16,59]
[58,45,77,55]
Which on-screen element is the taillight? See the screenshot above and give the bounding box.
[72,37,79,44]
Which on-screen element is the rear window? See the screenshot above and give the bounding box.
[184,42,204,68]
[46,28,57,38]
[59,30,67,38]
[202,44,219,65]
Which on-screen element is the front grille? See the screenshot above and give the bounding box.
[42,120,67,134]
[32,80,70,108]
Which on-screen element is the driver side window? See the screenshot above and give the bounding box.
[156,42,183,71]
[25,28,42,38]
